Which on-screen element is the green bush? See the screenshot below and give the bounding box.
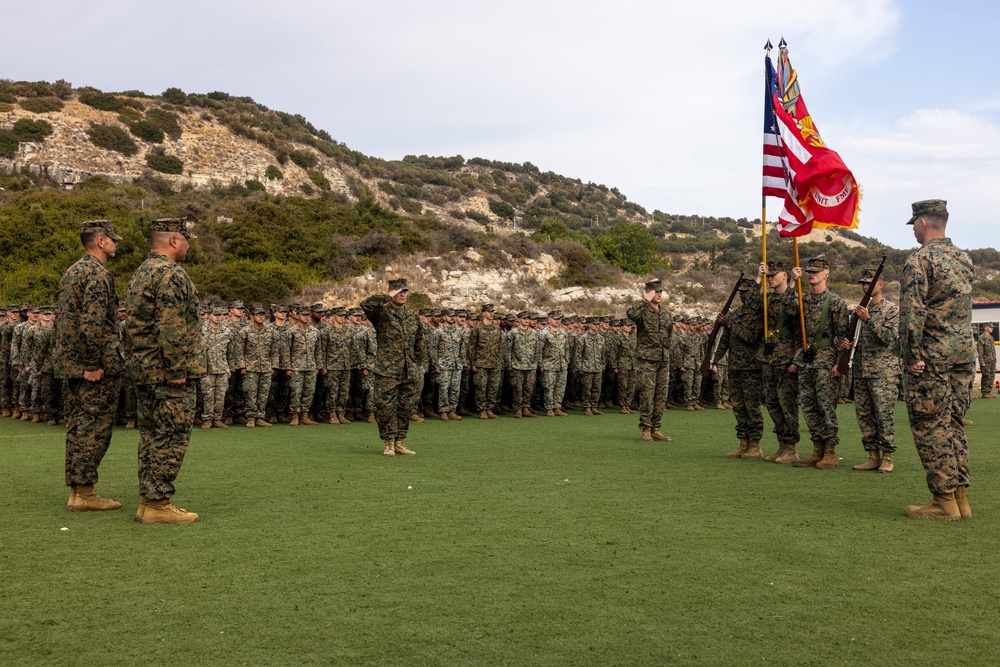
[145,108,182,139]
[0,133,19,158]
[12,119,54,141]
[87,124,139,156]
[300,183,314,196]
[306,170,331,191]
[162,87,188,104]
[245,179,266,193]
[128,120,165,143]
[289,150,318,169]
[265,165,283,180]
[398,198,422,215]
[489,200,516,220]
[0,103,13,113]
[145,152,184,174]
[79,91,122,112]
[0,92,16,104]
[18,97,64,113]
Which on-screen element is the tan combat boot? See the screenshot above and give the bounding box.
[367,414,376,423]
[300,413,317,425]
[448,411,462,421]
[21,411,31,421]
[410,413,424,422]
[135,497,199,524]
[11,407,21,419]
[726,439,749,459]
[480,411,489,420]
[583,408,593,416]
[852,451,881,471]
[70,485,123,512]
[30,412,40,423]
[554,408,568,416]
[686,404,696,411]
[524,408,537,418]
[0,408,9,418]
[289,413,300,426]
[877,452,893,473]
[815,443,838,469]
[65,487,78,511]
[793,444,825,468]
[213,419,229,429]
[487,410,499,420]
[590,408,602,416]
[547,409,556,416]
[328,415,340,424]
[619,406,629,414]
[201,420,212,430]
[440,412,450,421]
[764,445,782,462]
[651,429,672,442]
[394,438,416,456]
[339,412,352,424]
[246,418,256,428]
[641,429,653,442]
[125,419,136,429]
[383,440,396,457]
[904,493,961,521]
[954,486,972,519]
[773,443,800,465]
[257,417,271,428]
[741,441,764,460]
[515,408,524,418]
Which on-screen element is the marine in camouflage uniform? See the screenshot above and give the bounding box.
[626,279,673,440]
[456,310,473,415]
[538,311,570,416]
[573,318,605,414]
[843,269,901,473]
[714,278,764,458]
[361,278,424,456]
[222,301,249,424]
[354,312,378,420]
[506,313,540,417]
[469,304,503,418]
[284,305,322,425]
[265,305,293,422]
[28,308,57,421]
[976,324,996,398]
[117,308,137,428]
[676,321,702,410]
[235,303,278,427]
[431,309,466,419]
[54,220,126,512]
[125,218,205,523]
[899,200,975,520]
[615,321,637,413]
[321,307,353,424]
[787,256,849,469]
[200,307,233,427]
[0,306,19,416]
[12,310,38,417]
[756,262,802,463]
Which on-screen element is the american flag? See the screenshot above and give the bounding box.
[762,47,860,237]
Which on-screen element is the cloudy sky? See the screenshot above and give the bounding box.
[4,0,998,250]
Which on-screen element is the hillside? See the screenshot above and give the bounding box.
[2,78,999,313]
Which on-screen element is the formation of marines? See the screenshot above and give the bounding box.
[0,200,992,523]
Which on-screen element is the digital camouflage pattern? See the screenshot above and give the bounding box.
[54,253,125,379]
[757,289,801,446]
[574,330,605,408]
[852,298,901,454]
[361,294,425,441]
[977,330,996,396]
[322,325,353,414]
[286,324,321,413]
[432,324,465,413]
[470,320,503,410]
[0,317,14,409]
[539,326,569,410]
[714,297,764,441]
[64,376,122,486]
[615,330,637,408]
[125,252,204,501]
[626,300,672,431]
[900,236,975,495]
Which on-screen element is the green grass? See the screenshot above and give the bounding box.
[1,399,998,666]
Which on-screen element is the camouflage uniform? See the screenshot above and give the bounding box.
[757,286,802,453]
[627,296,673,432]
[431,322,465,414]
[852,297,901,455]
[507,325,539,412]
[265,318,293,419]
[469,317,503,412]
[677,329,701,407]
[538,323,569,411]
[787,279,849,450]
[223,313,249,421]
[977,330,997,397]
[900,234,975,496]
[285,322,321,415]
[616,328,637,408]
[355,323,377,415]
[200,321,233,421]
[118,318,136,424]
[236,320,278,421]
[28,321,56,416]
[12,319,33,412]
[573,328,605,408]
[361,292,425,443]
[322,324,353,416]
[125,247,205,502]
[0,313,15,412]
[714,291,764,442]
[54,252,125,488]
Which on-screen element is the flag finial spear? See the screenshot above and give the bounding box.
[765,39,773,52]
[779,36,787,49]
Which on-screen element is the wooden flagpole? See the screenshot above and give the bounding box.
[793,236,807,347]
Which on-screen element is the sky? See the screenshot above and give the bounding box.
[3,0,999,250]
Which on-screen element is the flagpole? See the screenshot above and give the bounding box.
[761,198,768,337]
[793,237,807,347]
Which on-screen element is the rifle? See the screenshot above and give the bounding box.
[835,256,887,376]
[700,272,745,378]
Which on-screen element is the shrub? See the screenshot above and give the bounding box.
[265,165,283,180]
[300,183,314,196]
[0,92,16,104]
[0,132,18,158]
[145,152,184,174]
[161,87,187,104]
[18,97,64,113]
[465,210,490,225]
[0,103,13,113]
[79,91,124,111]
[398,198,422,215]
[145,108,182,139]
[306,170,331,191]
[12,119,53,141]
[245,179,266,193]
[87,124,139,156]
[289,150,318,169]
[128,120,165,143]
[489,200,516,220]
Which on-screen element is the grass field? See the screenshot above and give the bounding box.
[1,399,998,666]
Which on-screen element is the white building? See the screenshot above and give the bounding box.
[973,301,999,375]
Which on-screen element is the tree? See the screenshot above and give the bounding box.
[591,223,664,274]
